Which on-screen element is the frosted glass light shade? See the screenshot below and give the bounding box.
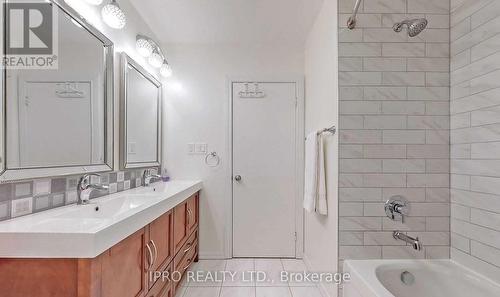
[101,0,126,29]
[148,51,163,68]
[160,62,173,78]
[136,38,153,57]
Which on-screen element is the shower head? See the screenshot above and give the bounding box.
[393,18,428,37]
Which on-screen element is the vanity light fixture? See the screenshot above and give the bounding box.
[84,0,103,5]
[160,61,173,78]
[136,35,173,76]
[148,49,164,68]
[136,36,154,57]
[101,0,126,29]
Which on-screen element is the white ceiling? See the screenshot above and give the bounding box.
[129,0,325,46]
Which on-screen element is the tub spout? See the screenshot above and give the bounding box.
[393,231,422,251]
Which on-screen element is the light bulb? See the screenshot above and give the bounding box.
[160,61,173,78]
[84,0,103,5]
[148,51,163,68]
[136,37,153,57]
[101,0,126,29]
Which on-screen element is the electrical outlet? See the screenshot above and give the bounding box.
[11,198,32,218]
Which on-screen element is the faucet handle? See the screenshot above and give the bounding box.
[385,196,410,223]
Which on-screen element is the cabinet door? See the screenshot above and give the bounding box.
[173,201,188,254]
[186,194,198,235]
[149,211,173,273]
[102,229,147,297]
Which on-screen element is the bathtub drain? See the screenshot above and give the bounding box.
[400,271,415,286]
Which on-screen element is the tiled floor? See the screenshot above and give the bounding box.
[176,259,324,297]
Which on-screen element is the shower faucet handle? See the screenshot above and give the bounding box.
[385,196,410,223]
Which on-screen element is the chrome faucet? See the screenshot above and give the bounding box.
[77,173,109,205]
[142,168,162,186]
[393,231,422,251]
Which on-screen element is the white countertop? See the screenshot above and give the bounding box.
[0,180,202,258]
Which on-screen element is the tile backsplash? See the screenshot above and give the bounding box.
[338,0,450,267]
[450,0,500,283]
[0,168,158,221]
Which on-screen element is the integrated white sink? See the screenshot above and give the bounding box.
[0,180,202,258]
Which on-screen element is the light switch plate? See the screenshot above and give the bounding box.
[33,179,51,196]
[187,143,196,154]
[128,142,137,154]
[196,143,208,154]
[11,198,32,218]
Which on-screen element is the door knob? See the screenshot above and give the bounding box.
[234,175,242,182]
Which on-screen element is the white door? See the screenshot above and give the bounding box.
[232,81,298,258]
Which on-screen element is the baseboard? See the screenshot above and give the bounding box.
[198,252,228,260]
[302,254,336,297]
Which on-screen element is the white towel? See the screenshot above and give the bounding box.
[303,131,318,213]
[316,133,327,215]
[303,131,328,215]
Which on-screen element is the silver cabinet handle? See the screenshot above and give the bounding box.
[146,242,154,270]
[183,259,192,271]
[183,242,193,253]
[234,175,242,182]
[151,240,158,267]
[187,208,193,226]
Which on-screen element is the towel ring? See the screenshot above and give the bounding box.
[205,152,221,167]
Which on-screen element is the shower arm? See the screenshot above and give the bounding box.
[393,20,411,32]
[347,0,363,30]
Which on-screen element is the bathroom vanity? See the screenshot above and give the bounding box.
[0,180,201,297]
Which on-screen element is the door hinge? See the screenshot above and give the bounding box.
[294,232,297,242]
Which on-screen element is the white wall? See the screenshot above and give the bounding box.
[303,0,338,296]
[64,0,161,169]
[163,44,304,258]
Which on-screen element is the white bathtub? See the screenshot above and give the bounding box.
[343,260,500,297]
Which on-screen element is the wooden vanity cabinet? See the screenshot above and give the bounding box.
[173,193,199,255]
[102,229,148,297]
[146,211,174,288]
[0,191,199,297]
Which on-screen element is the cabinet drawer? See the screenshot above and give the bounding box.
[147,264,172,297]
[173,230,197,269]
[173,241,198,291]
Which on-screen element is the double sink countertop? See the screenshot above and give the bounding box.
[0,180,202,258]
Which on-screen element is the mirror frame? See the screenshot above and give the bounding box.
[119,53,162,169]
[0,0,114,182]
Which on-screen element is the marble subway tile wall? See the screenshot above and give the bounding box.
[0,168,158,221]
[450,0,500,283]
[338,0,450,266]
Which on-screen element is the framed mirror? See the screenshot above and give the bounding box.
[0,0,114,181]
[120,53,162,169]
